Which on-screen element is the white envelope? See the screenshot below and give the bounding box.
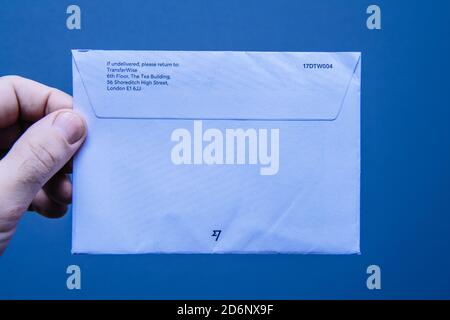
[72,50,361,254]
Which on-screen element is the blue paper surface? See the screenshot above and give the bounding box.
[1,0,450,299]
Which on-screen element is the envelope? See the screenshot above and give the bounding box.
[72,50,361,254]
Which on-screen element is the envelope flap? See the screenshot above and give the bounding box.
[72,50,360,121]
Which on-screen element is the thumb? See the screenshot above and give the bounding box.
[0,110,86,214]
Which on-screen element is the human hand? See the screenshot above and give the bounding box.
[0,76,86,255]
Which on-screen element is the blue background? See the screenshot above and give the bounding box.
[1,0,449,299]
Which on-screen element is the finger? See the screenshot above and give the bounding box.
[30,189,68,219]
[0,75,72,129]
[61,159,73,174]
[0,110,86,213]
[0,123,22,149]
[21,121,33,132]
[43,172,72,205]
[0,224,17,256]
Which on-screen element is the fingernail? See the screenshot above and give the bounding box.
[53,112,86,144]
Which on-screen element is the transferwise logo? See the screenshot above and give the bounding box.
[170,121,279,176]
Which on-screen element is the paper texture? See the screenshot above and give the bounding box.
[72,50,361,254]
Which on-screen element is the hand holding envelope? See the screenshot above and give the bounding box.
[72,50,361,254]
[0,76,86,255]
